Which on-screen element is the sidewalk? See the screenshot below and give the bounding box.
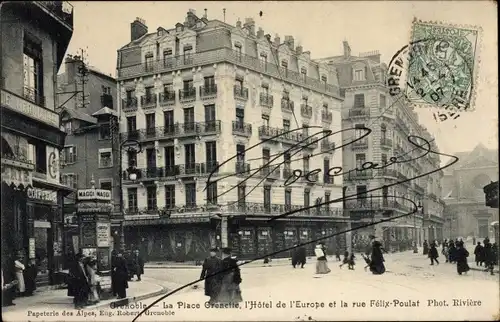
[2,277,167,319]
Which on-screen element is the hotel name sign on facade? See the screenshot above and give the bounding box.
[1,89,59,128]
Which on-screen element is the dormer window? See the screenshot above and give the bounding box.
[145,53,154,72]
[281,60,288,77]
[234,42,242,61]
[260,52,268,70]
[354,68,365,81]
[321,75,327,84]
[300,67,307,81]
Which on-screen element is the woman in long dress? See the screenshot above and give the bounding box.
[314,244,330,274]
[455,241,470,275]
[369,241,386,275]
[86,258,100,304]
[14,254,25,296]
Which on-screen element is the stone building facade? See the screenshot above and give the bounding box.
[116,10,346,261]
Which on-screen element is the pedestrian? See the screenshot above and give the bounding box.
[296,245,306,268]
[483,238,495,275]
[348,252,356,270]
[200,247,222,304]
[429,241,439,265]
[23,259,37,296]
[474,242,483,266]
[85,257,100,304]
[217,248,242,304]
[110,249,118,297]
[492,242,498,266]
[125,250,135,281]
[14,253,25,297]
[314,244,331,274]
[68,253,91,309]
[442,243,449,263]
[2,266,17,307]
[335,248,341,261]
[455,241,470,275]
[113,251,129,299]
[291,244,299,268]
[423,240,429,256]
[133,250,144,281]
[472,236,476,245]
[369,240,386,275]
[448,242,457,263]
[339,250,349,268]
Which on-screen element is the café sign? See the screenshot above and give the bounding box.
[1,89,59,128]
[27,187,57,203]
[77,189,112,201]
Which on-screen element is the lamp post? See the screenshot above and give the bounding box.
[416,201,424,253]
[118,136,143,251]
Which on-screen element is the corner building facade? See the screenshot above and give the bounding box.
[0,2,74,285]
[116,11,346,261]
[318,42,445,252]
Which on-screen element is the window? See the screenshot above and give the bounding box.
[235,77,243,90]
[183,79,193,91]
[165,185,175,209]
[206,141,217,167]
[146,148,156,169]
[354,68,365,81]
[260,52,268,70]
[127,116,136,132]
[356,185,368,202]
[381,124,387,141]
[261,84,269,96]
[185,182,197,208]
[163,83,173,95]
[145,86,153,98]
[146,186,157,211]
[205,104,216,130]
[304,189,311,212]
[283,119,290,131]
[184,107,195,132]
[301,67,307,81]
[63,121,72,134]
[183,45,193,64]
[354,124,365,139]
[236,108,244,124]
[262,114,269,127]
[355,154,366,168]
[354,94,365,108]
[99,149,113,168]
[302,124,309,139]
[145,113,155,134]
[321,75,327,84]
[206,182,218,205]
[145,53,154,72]
[126,89,135,101]
[325,192,331,211]
[323,103,329,113]
[164,146,175,173]
[281,60,288,77]
[127,188,138,211]
[380,94,386,108]
[163,48,173,67]
[34,143,46,174]
[263,185,271,213]
[99,180,112,192]
[62,146,77,164]
[61,174,78,189]
[303,155,310,173]
[285,189,292,211]
[102,86,111,95]
[99,123,111,140]
[323,159,331,183]
[237,184,246,208]
[302,96,308,105]
[164,110,174,134]
[185,143,195,168]
[23,35,43,106]
[235,42,242,61]
[204,76,215,88]
[262,148,270,165]
[381,154,388,165]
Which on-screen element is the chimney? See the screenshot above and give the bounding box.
[296,45,303,55]
[243,18,255,36]
[204,8,208,19]
[236,19,242,28]
[131,17,148,42]
[65,55,83,84]
[185,9,198,28]
[257,27,264,38]
[343,40,351,59]
[284,35,294,50]
[274,34,280,47]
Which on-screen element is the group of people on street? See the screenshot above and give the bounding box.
[1,251,38,307]
[473,238,498,275]
[199,247,243,304]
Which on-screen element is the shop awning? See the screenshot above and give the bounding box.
[32,179,76,196]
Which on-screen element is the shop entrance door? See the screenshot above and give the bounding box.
[34,221,51,285]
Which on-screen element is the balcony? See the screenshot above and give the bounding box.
[122,98,138,112]
[324,175,335,185]
[235,162,251,176]
[159,91,175,106]
[179,88,196,103]
[351,139,368,150]
[258,126,318,148]
[23,86,45,108]
[321,140,336,153]
[259,165,281,180]
[122,166,178,181]
[259,93,274,108]
[232,121,252,137]
[117,48,342,99]
[281,98,294,113]
[234,86,249,101]
[140,94,157,110]
[377,168,398,179]
[225,202,343,217]
[35,1,74,29]
[345,169,374,181]
[380,138,393,149]
[302,171,319,184]
[414,183,425,195]
[282,167,292,180]
[321,111,333,123]
[348,108,370,119]
[300,104,313,118]
[100,94,113,109]
[177,162,220,177]
[200,84,218,100]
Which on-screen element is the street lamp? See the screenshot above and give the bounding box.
[415,201,424,253]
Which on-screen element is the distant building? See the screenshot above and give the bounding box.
[442,144,499,239]
[483,181,498,209]
[317,41,445,248]
[56,56,121,252]
[0,1,74,286]
[115,10,345,260]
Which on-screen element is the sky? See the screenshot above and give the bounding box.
[65,1,498,164]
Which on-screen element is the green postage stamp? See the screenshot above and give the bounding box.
[405,19,482,112]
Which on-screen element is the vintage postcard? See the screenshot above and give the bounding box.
[1,1,498,322]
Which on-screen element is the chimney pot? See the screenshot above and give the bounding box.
[236,19,242,28]
[274,34,280,47]
[131,18,148,41]
[257,27,264,38]
[243,18,255,35]
[343,40,351,59]
[284,36,294,50]
[296,45,303,55]
[204,8,207,19]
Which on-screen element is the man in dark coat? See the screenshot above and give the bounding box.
[448,242,457,263]
[217,248,242,304]
[113,251,129,299]
[68,253,90,309]
[200,247,222,304]
[125,250,135,281]
[295,245,307,268]
[483,238,495,275]
[423,240,429,255]
[369,240,386,275]
[429,242,439,265]
[455,241,470,275]
[23,259,37,296]
[132,250,144,281]
[291,244,299,268]
[474,242,483,266]
[2,256,17,307]
[110,249,118,296]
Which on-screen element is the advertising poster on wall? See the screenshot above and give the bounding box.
[96,222,111,247]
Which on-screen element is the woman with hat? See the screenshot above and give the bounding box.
[314,244,331,274]
[369,240,386,275]
[455,241,470,275]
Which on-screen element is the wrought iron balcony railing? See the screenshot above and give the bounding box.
[235,162,251,176]
[120,121,222,141]
[36,1,74,28]
[225,202,343,217]
[259,165,281,179]
[321,140,336,153]
[232,121,252,137]
[281,98,294,112]
[300,104,313,118]
[200,84,217,98]
[348,108,370,118]
[179,88,196,102]
[345,169,374,180]
[258,126,317,148]
[140,94,157,109]
[380,138,393,148]
[259,93,274,108]
[159,91,176,106]
[234,86,249,100]
[1,153,35,171]
[117,48,342,98]
[321,111,333,122]
[122,98,138,111]
[377,168,398,179]
[351,139,368,149]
